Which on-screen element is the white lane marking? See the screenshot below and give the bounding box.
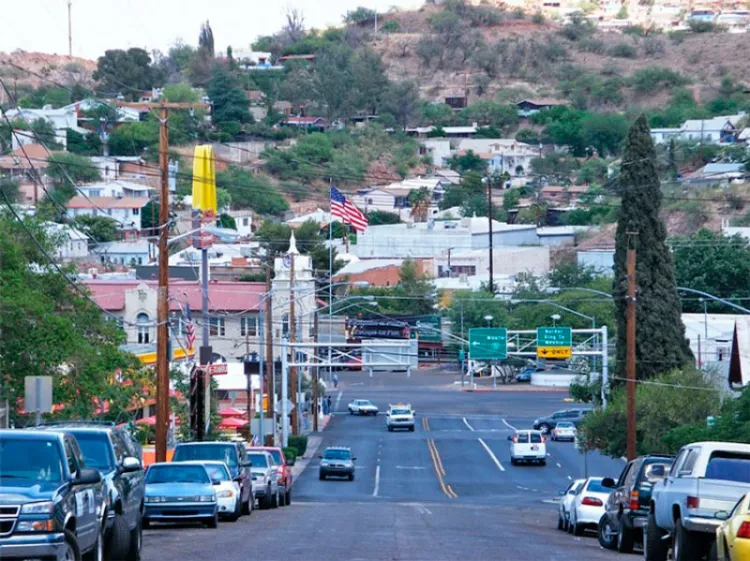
[462,417,475,432]
[516,485,529,491]
[501,418,517,431]
[373,465,380,497]
[567,475,572,480]
[556,462,562,468]
[478,438,505,472]
[395,466,427,470]
[335,391,343,411]
[414,504,433,515]
[350,382,364,386]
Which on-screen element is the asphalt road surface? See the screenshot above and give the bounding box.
[143,370,626,561]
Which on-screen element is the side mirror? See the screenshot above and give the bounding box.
[601,477,616,489]
[287,457,296,466]
[241,461,252,468]
[121,456,141,472]
[212,480,221,486]
[649,465,667,479]
[233,476,243,483]
[73,468,102,486]
[715,511,730,521]
[558,490,565,496]
[352,457,357,461]
[507,436,513,441]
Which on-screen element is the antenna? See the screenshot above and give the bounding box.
[67,1,72,57]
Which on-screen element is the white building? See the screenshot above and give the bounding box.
[352,177,449,221]
[93,241,157,266]
[433,246,550,278]
[168,243,262,270]
[419,139,452,167]
[455,139,538,178]
[651,114,747,144]
[3,105,82,149]
[536,226,592,247]
[577,249,615,275]
[44,222,89,260]
[681,313,738,388]
[286,209,331,228]
[65,196,149,239]
[77,180,153,199]
[228,210,254,237]
[270,234,316,344]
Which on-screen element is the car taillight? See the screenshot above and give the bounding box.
[629,490,640,511]
[541,436,546,443]
[686,496,699,509]
[737,521,750,539]
[512,436,518,443]
[581,496,603,507]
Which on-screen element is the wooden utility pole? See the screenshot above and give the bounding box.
[625,236,637,461]
[289,253,298,435]
[313,310,319,432]
[67,1,73,57]
[264,267,274,446]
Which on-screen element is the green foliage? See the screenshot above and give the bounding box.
[367,210,402,225]
[531,12,545,24]
[548,262,601,288]
[288,435,308,457]
[351,260,436,316]
[47,153,101,190]
[608,42,638,58]
[448,150,487,175]
[515,128,540,144]
[282,447,297,463]
[217,168,289,215]
[380,20,400,33]
[66,128,102,156]
[217,213,236,230]
[162,83,200,103]
[446,290,509,332]
[93,48,161,100]
[629,66,689,94]
[71,215,119,244]
[206,66,253,137]
[107,120,159,156]
[279,181,309,202]
[344,7,377,24]
[530,152,578,182]
[688,19,720,33]
[18,86,71,108]
[577,38,606,54]
[0,178,21,204]
[254,219,342,274]
[647,88,708,127]
[581,112,629,157]
[381,80,421,130]
[576,158,609,185]
[613,115,693,381]
[643,36,666,57]
[579,370,719,458]
[440,172,502,219]
[559,14,595,41]
[459,101,519,131]
[351,48,389,115]
[420,103,457,127]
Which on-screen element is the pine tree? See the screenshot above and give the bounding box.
[613,115,693,380]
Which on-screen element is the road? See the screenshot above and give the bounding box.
[143,369,625,560]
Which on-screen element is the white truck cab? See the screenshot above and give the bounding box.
[386,404,415,432]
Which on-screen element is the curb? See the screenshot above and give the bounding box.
[460,387,569,393]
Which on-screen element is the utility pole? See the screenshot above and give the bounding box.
[289,253,298,435]
[67,1,73,57]
[313,310,319,432]
[264,267,274,446]
[447,247,452,279]
[487,177,495,294]
[626,236,637,461]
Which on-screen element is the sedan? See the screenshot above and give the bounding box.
[716,492,750,561]
[348,399,378,416]
[194,461,241,521]
[551,422,577,442]
[558,479,585,531]
[569,477,612,536]
[143,463,218,528]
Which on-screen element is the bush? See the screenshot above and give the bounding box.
[282,447,297,464]
[609,42,638,58]
[629,66,689,94]
[643,36,665,57]
[516,128,540,144]
[688,20,719,33]
[578,38,606,54]
[531,12,545,24]
[288,434,308,457]
[380,20,400,33]
[559,14,594,41]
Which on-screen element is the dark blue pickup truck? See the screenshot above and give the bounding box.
[0,430,105,561]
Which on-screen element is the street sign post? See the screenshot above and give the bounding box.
[536,327,572,360]
[468,328,508,360]
[24,376,53,427]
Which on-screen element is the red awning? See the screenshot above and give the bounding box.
[219,417,248,429]
[218,407,244,417]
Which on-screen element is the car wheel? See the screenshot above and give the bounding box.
[241,488,252,515]
[510,458,517,465]
[82,524,103,561]
[205,513,218,529]
[349,409,354,415]
[539,423,551,434]
[348,473,355,481]
[673,517,700,561]
[563,514,570,532]
[573,521,584,536]
[597,515,617,550]
[388,426,393,432]
[644,511,668,561]
[319,472,326,481]
[271,489,279,508]
[278,486,286,507]
[285,488,292,505]
[126,518,142,561]
[141,519,150,530]
[226,499,241,522]
[616,516,635,554]
[262,486,273,509]
[62,529,82,561]
[557,514,564,531]
[104,515,131,560]
[409,426,415,432]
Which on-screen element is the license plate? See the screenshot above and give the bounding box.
[531,445,538,450]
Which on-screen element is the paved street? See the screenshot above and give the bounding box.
[143,370,626,560]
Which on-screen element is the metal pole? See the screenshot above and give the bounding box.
[601,325,608,409]
[313,311,319,432]
[487,179,494,294]
[328,181,334,386]
[35,377,41,427]
[289,253,298,435]
[626,244,637,461]
[703,299,708,338]
[492,360,497,389]
[67,0,72,57]
[258,310,265,444]
[155,103,170,463]
[281,339,289,448]
[265,268,275,446]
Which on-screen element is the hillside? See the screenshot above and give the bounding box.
[0,51,96,93]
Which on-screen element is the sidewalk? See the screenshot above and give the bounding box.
[291,414,331,480]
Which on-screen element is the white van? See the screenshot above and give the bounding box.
[509,430,547,465]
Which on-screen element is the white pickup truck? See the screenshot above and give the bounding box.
[645,441,750,561]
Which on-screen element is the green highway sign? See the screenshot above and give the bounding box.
[469,328,508,360]
[537,327,572,347]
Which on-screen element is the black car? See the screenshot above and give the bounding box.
[532,408,591,434]
[319,447,356,481]
[172,442,254,515]
[40,423,145,561]
[0,430,104,561]
[597,454,674,553]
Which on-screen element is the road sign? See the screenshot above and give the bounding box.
[537,327,572,347]
[537,346,572,359]
[205,363,228,376]
[468,328,508,360]
[274,399,295,415]
[25,376,53,426]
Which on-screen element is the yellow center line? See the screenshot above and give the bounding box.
[426,438,457,499]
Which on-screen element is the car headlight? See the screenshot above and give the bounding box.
[144,496,167,503]
[197,495,215,503]
[216,490,234,498]
[16,519,57,532]
[20,501,55,515]
[345,461,353,468]
[320,461,329,467]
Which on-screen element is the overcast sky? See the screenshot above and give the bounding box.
[2,0,422,60]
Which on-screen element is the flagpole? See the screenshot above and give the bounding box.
[328,179,333,385]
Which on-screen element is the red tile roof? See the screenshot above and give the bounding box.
[0,144,53,170]
[67,196,151,210]
[84,280,266,312]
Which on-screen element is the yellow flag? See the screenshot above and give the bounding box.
[192,145,217,215]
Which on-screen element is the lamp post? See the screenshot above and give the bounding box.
[484,314,494,327]
[551,313,561,327]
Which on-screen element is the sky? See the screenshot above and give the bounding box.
[1,0,423,60]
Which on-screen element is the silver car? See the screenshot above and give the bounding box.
[558,479,585,531]
[246,451,280,509]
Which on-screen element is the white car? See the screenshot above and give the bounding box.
[551,421,577,442]
[348,399,379,416]
[557,478,585,531]
[386,404,415,432]
[569,477,612,536]
[246,450,280,509]
[184,461,241,521]
[508,430,547,465]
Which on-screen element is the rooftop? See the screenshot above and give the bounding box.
[66,196,151,210]
[334,259,404,276]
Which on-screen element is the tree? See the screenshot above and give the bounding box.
[460,101,519,131]
[162,83,200,103]
[381,80,420,130]
[216,168,289,215]
[367,210,401,225]
[93,48,159,100]
[254,219,342,275]
[199,20,215,56]
[141,201,159,236]
[0,178,21,203]
[548,262,601,288]
[344,7,377,25]
[613,115,693,381]
[189,21,217,87]
[581,112,629,157]
[312,45,355,123]
[28,119,62,149]
[66,128,102,156]
[206,66,253,136]
[447,290,509,333]
[46,153,101,193]
[107,121,159,156]
[448,150,487,174]
[672,229,750,313]
[72,215,119,245]
[352,260,436,315]
[351,48,389,115]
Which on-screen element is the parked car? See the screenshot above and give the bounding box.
[255,447,294,506]
[188,461,241,521]
[515,368,535,383]
[558,479,586,531]
[246,450,280,509]
[508,430,547,465]
[0,430,104,561]
[647,441,750,561]
[319,447,356,481]
[39,422,145,560]
[533,409,591,434]
[597,454,673,552]
[715,492,750,561]
[143,463,218,528]
[348,399,379,416]
[569,477,611,536]
[551,421,577,442]
[172,441,253,515]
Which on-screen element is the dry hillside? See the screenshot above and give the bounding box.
[0,51,96,95]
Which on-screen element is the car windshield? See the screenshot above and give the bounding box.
[391,409,410,415]
[586,479,607,493]
[266,450,283,465]
[530,433,542,443]
[557,423,575,429]
[642,461,671,482]
[248,454,268,468]
[173,445,238,469]
[146,465,209,484]
[0,439,64,483]
[323,449,351,460]
[705,453,750,483]
[71,432,116,472]
[203,464,230,482]
[516,433,529,443]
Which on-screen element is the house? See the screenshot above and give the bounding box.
[687,9,716,22]
[286,209,331,228]
[650,128,682,144]
[540,185,589,205]
[44,222,89,260]
[456,139,539,178]
[577,249,615,276]
[739,128,750,144]
[516,99,566,118]
[93,241,157,266]
[0,144,53,204]
[168,243,261,269]
[332,258,411,287]
[444,94,468,110]
[419,139,452,167]
[227,210,254,237]
[434,169,461,185]
[536,225,592,246]
[352,177,448,220]
[77,180,153,199]
[283,116,326,130]
[678,114,746,144]
[89,156,150,182]
[65,196,149,239]
[279,54,316,64]
[3,105,81,148]
[231,50,274,68]
[405,124,479,139]
[684,163,746,186]
[433,246,550,278]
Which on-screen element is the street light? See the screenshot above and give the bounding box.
[484,315,494,327]
[551,313,561,327]
[510,298,597,329]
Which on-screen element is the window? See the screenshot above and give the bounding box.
[705,452,750,483]
[670,449,687,478]
[240,316,257,337]
[242,218,249,226]
[210,317,225,337]
[282,313,290,338]
[136,312,150,344]
[133,208,140,215]
[64,439,79,474]
[679,448,700,476]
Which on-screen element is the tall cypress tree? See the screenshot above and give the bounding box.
[613,115,693,380]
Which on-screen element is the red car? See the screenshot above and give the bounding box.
[255,447,294,506]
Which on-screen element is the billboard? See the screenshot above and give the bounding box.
[345,318,411,340]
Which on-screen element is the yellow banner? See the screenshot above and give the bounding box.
[537,346,572,359]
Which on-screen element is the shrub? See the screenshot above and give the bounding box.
[578,38,606,54]
[643,36,665,57]
[516,128,540,144]
[629,66,689,94]
[380,20,400,33]
[559,14,594,41]
[688,20,719,33]
[531,11,545,24]
[668,30,688,44]
[288,434,308,457]
[622,25,647,37]
[282,447,297,464]
[609,42,638,58]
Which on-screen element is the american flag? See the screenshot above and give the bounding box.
[330,186,368,232]
[184,302,196,350]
